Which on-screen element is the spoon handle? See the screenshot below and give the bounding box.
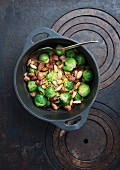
[63,41,98,51]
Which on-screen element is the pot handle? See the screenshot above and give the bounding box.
[52,107,90,131]
[24,27,62,51]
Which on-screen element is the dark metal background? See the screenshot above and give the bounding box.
[0,0,120,170]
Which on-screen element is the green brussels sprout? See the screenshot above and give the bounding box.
[39,53,49,63]
[55,45,65,56]
[38,86,45,94]
[62,65,73,71]
[45,87,56,98]
[27,68,36,74]
[28,81,37,92]
[46,100,50,106]
[34,94,47,107]
[83,70,93,82]
[60,92,71,106]
[56,60,61,65]
[63,58,76,71]
[65,49,76,58]
[75,54,86,65]
[64,79,74,91]
[74,92,83,101]
[46,70,58,82]
[78,84,90,97]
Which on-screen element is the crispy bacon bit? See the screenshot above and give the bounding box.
[64,105,71,111]
[52,55,59,61]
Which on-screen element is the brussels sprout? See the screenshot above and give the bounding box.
[83,70,93,82]
[56,60,61,65]
[60,92,71,106]
[78,84,90,97]
[34,94,47,107]
[28,81,37,92]
[75,54,86,65]
[39,53,49,63]
[27,68,36,74]
[64,79,74,91]
[38,86,45,94]
[55,45,65,56]
[63,58,76,71]
[74,92,83,101]
[45,87,56,98]
[62,65,73,71]
[65,49,76,58]
[46,100,50,106]
[46,70,58,82]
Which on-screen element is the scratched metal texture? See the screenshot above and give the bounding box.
[0,0,120,170]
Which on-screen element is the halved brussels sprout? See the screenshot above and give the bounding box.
[78,84,90,97]
[64,79,74,91]
[83,70,93,82]
[75,54,86,65]
[39,53,49,63]
[65,49,76,58]
[55,45,65,56]
[34,94,47,107]
[28,81,37,92]
[60,92,71,106]
[45,87,56,98]
[46,70,58,82]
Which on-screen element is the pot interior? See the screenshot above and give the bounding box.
[15,38,99,121]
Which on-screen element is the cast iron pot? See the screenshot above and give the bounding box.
[14,27,99,131]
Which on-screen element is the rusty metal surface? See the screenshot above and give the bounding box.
[0,0,120,170]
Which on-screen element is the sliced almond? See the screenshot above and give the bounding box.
[64,71,70,77]
[73,100,81,104]
[70,99,73,106]
[57,71,62,79]
[52,81,57,86]
[24,72,27,76]
[74,82,80,90]
[31,60,35,65]
[77,71,83,79]
[42,85,47,89]
[51,103,58,110]
[30,64,37,69]
[55,84,63,91]
[74,70,78,78]
[29,92,37,97]
[72,91,77,98]
[42,67,48,71]
[58,63,64,68]
[57,80,63,85]
[27,59,31,66]
[54,65,58,72]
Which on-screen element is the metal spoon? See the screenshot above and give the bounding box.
[30,40,98,59]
